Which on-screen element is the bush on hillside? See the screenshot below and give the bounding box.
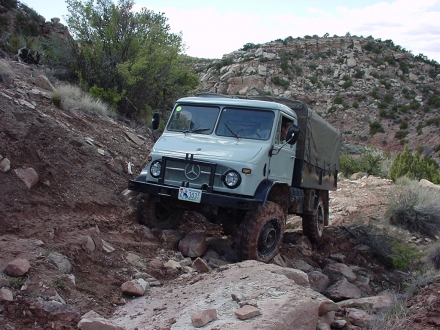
[389,146,440,183]
[346,221,422,270]
[340,148,388,177]
[52,84,110,116]
[387,177,440,238]
[271,76,289,88]
[427,243,440,270]
[369,121,385,135]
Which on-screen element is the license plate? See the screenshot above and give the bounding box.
[178,187,202,203]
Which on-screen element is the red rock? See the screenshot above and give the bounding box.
[191,308,217,327]
[4,258,30,276]
[191,257,211,273]
[235,305,261,320]
[14,167,39,189]
[178,232,207,257]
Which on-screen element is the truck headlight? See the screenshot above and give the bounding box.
[222,170,241,189]
[150,160,162,178]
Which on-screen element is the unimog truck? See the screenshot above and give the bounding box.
[128,94,341,263]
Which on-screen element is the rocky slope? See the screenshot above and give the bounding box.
[196,36,440,165]
[1,56,440,329]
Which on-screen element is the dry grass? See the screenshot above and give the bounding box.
[0,58,14,83]
[345,220,422,271]
[368,299,412,330]
[52,84,109,116]
[387,177,440,238]
[427,242,440,270]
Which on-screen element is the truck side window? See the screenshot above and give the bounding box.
[275,116,294,144]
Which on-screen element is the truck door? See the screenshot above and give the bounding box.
[268,115,296,185]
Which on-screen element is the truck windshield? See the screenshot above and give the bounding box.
[216,108,274,140]
[167,105,220,134]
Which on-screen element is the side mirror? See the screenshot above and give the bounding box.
[286,124,300,145]
[152,112,160,130]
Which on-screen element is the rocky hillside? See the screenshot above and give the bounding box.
[1,57,440,329]
[1,4,440,328]
[196,36,440,165]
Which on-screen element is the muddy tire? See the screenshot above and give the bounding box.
[137,194,183,229]
[302,195,325,244]
[237,201,286,263]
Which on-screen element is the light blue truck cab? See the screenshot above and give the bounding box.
[129,94,341,262]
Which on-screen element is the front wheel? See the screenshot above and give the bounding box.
[137,194,183,229]
[302,195,325,244]
[237,201,286,263]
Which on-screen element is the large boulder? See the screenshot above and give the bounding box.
[111,260,333,330]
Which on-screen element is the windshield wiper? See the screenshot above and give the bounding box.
[182,127,210,134]
[223,123,239,139]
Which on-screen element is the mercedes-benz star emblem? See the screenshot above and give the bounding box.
[184,164,201,180]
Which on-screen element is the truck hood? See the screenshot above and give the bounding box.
[152,134,264,162]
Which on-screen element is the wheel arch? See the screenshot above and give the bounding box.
[254,180,290,213]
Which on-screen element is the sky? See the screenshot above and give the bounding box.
[21,0,440,62]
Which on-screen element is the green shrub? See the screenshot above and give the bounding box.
[53,276,66,290]
[387,177,440,238]
[354,69,365,78]
[409,101,420,110]
[381,80,392,90]
[400,61,410,74]
[383,93,393,103]
[308,62,318,70]
[399,120,408,129]
[342,80,352,89]
[353,101,359,109]
[271,76,290,88]
[308,76,318,84]
[346,221,421,270]
[333,95,343,104]
[89,85,125,110]
[378,101,388,109]
[389,146,440,183]
[9,276,25,289]
[339,148,387,177]
[240,43,260,51]
[427,95,440,107]
[391,241,424,271]
[425,117,440,126]
[1,0,17,10]
[0,15,8,30]
[395,130,408,139]
[370,88,380,99]
[384,55,397,65]
[51,91,62,108]
[280,60,289,73]
[369,121,385,135]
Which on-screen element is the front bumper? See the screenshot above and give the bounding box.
[128,180,263,211]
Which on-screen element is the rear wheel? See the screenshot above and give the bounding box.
[137,194,184,229]
[237,201,285,263]
[302,195,325,244]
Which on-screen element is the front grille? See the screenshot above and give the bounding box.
[161,157,226,190]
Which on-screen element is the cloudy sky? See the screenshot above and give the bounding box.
[22,0,440,62]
